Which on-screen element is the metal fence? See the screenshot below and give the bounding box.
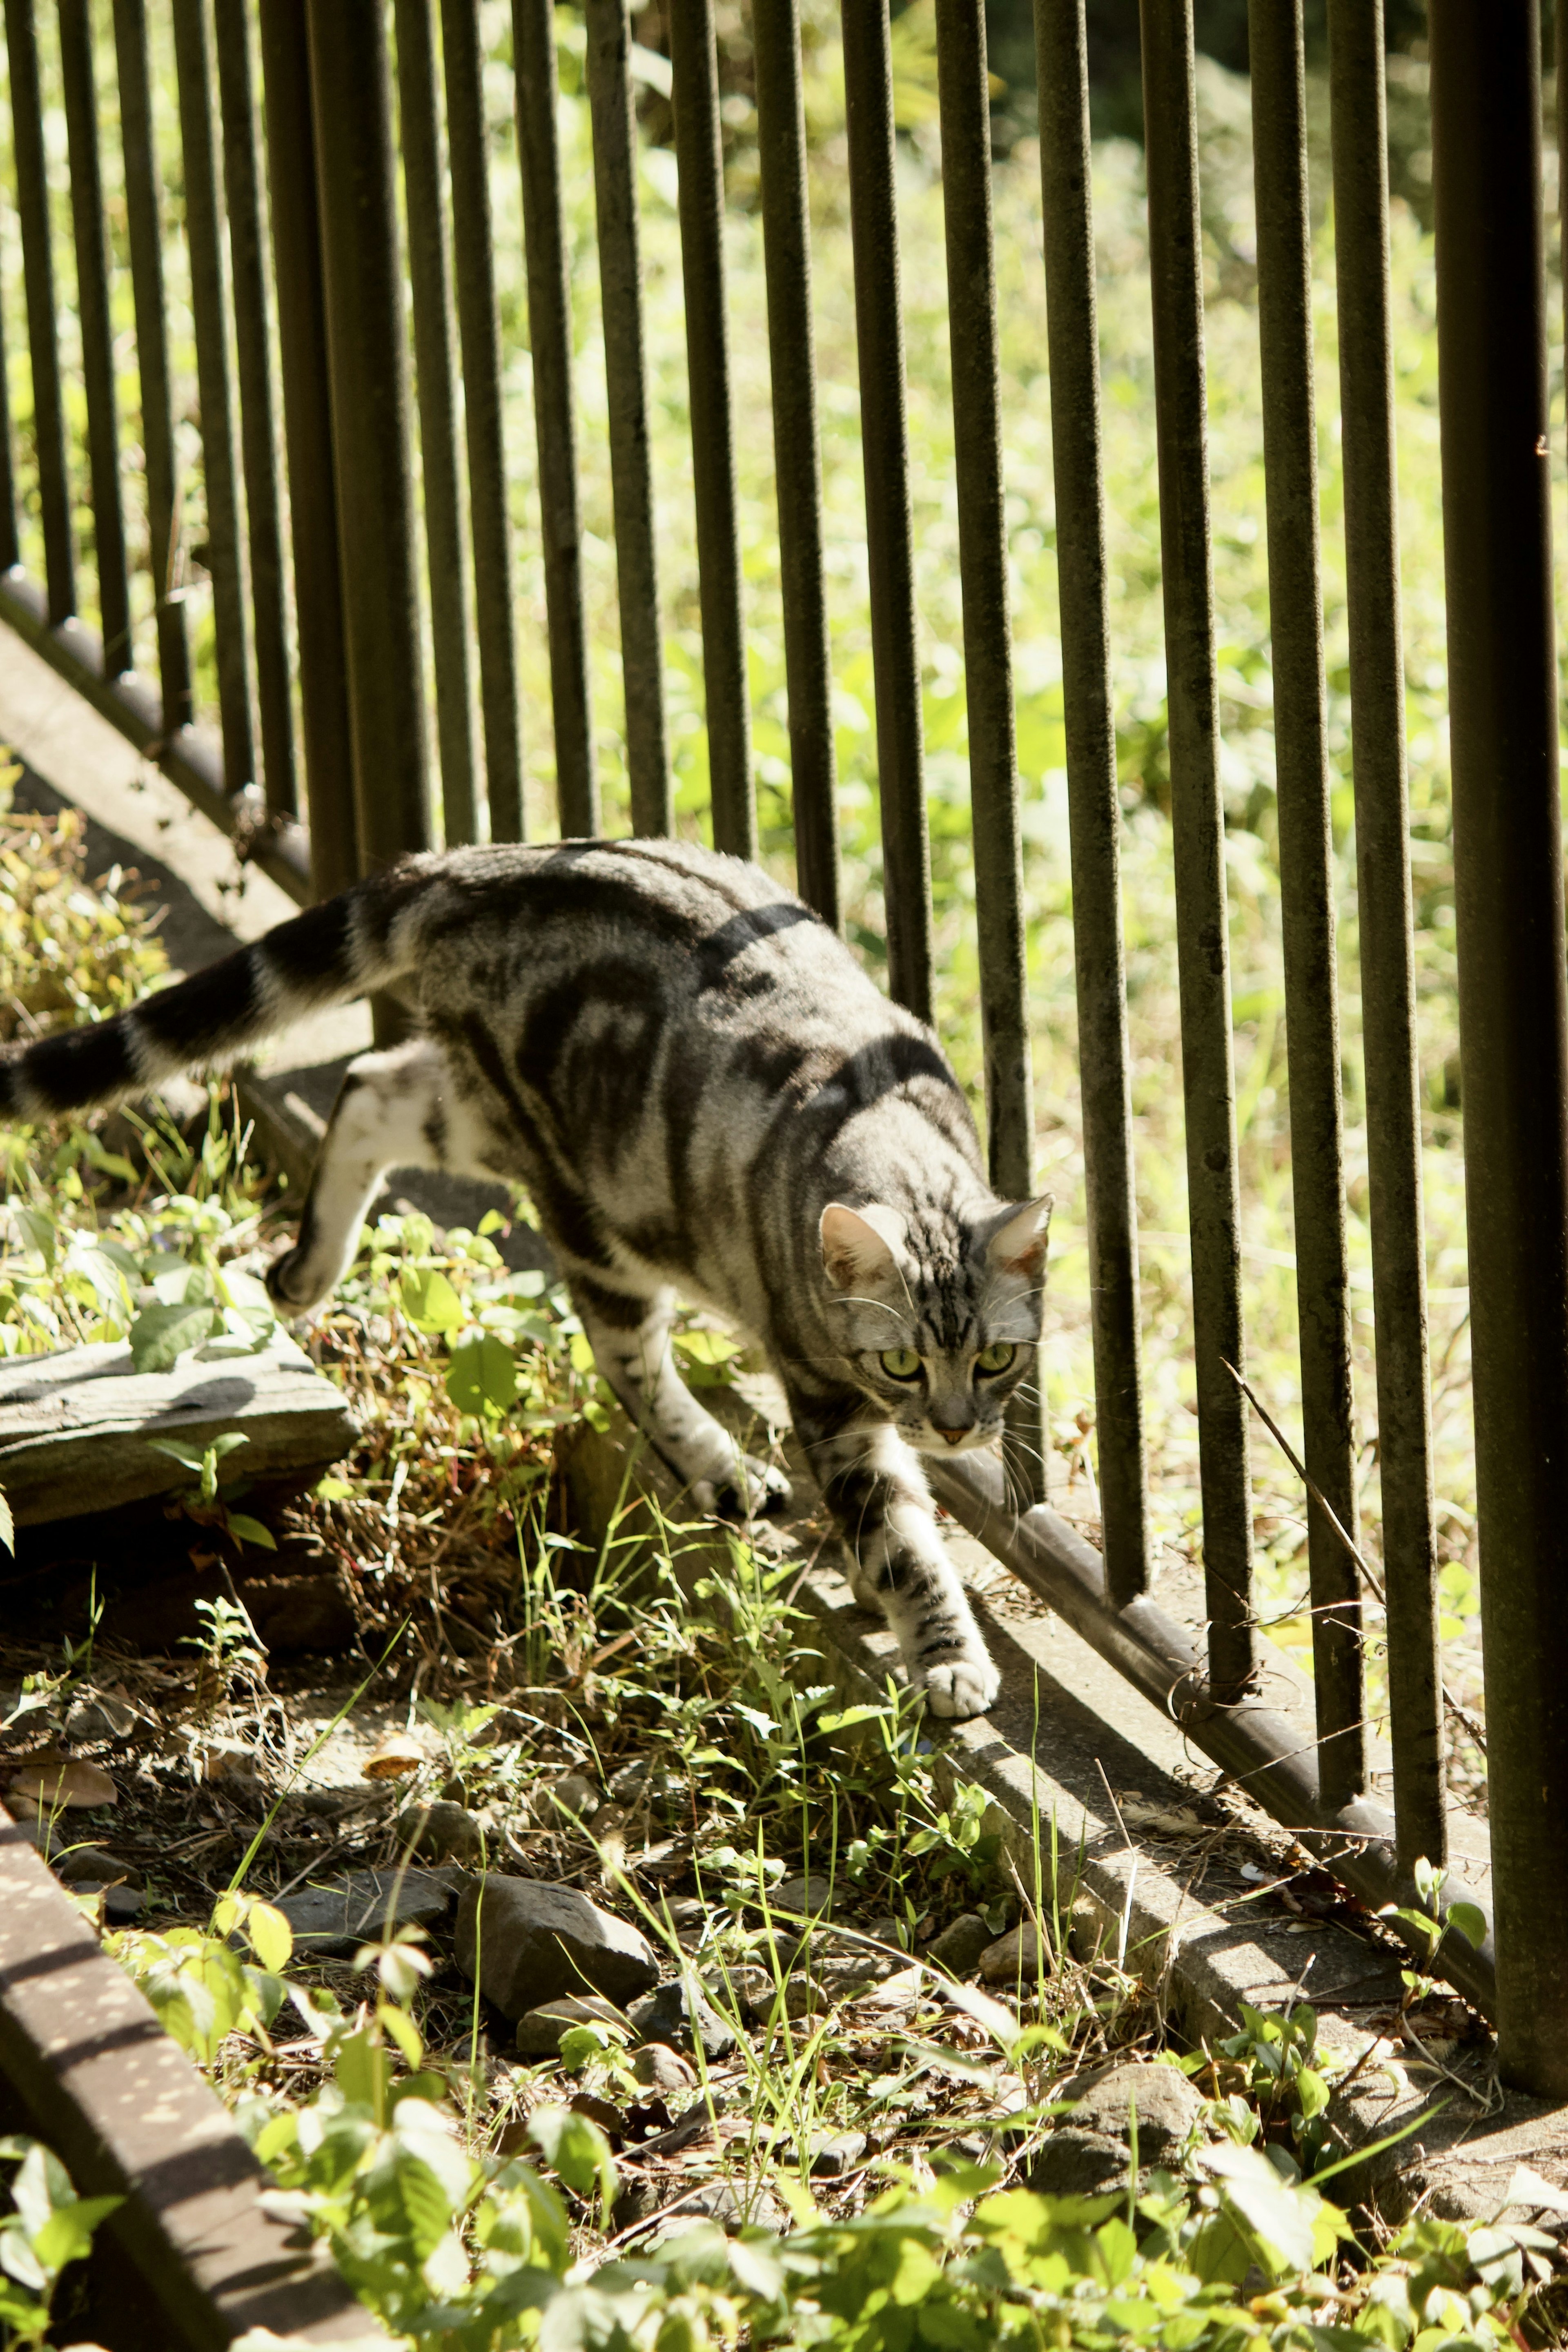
[0,0,1564,2096]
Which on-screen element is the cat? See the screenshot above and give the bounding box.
[0,838,1049,1719]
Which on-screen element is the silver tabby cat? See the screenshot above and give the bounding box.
[0,840,1050,1719]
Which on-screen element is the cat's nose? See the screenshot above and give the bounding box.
[937,1427,969,1447]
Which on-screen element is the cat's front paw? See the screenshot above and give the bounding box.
[918,1648,1002,1721]
[265,1244,331,1315]
[695,1455,793,1521]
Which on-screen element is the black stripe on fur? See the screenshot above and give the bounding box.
[16,1017,140,1113]
[261,894,358,993]
[134,947,261,1061]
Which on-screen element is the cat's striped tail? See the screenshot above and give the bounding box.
[0,858,431,1121]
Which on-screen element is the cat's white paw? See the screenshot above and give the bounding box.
[693,1455,793,1521]
[919,1650,1001,1720]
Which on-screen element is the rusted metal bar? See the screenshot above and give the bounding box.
[0,1809,391,2345]
[929,1452,1494,2020]
[5,0,74,624]
[1328,0,1444,1872]
[753,0,838,926]
[0,238,16,573]
[1033,0,1149,1600]
[1138,0,1254,1703]
[114,0,193,735]
[933,0,1041,1504]
[584,0,670,838]
[395,0,482,846]
[1429,0,1568,2098]
[172,0,256,794]
[258,0,359,900]
[306,0,433,899]
[668,0,754,860]
[840,0,932,1020]
[442,0,524,840]
[1248,0,1362,1806]
[514,0,599,839]
[58,0,131,679]
[214,0,298,824]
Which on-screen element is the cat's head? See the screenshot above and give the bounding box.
[818,1195,1051,1456]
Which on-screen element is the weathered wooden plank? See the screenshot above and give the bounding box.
[0,1332,356,1524]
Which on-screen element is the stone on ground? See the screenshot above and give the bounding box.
[515,1992,631,2056]
[456,1875,657,2018]
[628,1976,737,2060]
[978,1920,1050,1983]
[399,1799,489,1864]
[925,1913,993,1975]
[279,1866,467,1958]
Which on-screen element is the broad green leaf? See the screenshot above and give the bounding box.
[400,1268,463,1333]
[447,1329,517,1416]
[0,2225,47,2293]
[130,1301,219,1374]
[32,2195,122,2275]
[529,2106,617,2223]
[247,1902,293,1974]
[225,1513,277,1552]
[1447,1902,1487,1949]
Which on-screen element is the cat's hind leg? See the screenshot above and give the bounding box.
[267,1039,467,1312]
[572,1275,790,1518]
[793,1408,999,1720]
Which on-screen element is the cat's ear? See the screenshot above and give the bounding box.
[985,1194,1053,1283]
[820,1202,906,1292]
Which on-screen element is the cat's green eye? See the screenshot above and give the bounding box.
[975,1341,1017,1375]
[880,1347,922,1381]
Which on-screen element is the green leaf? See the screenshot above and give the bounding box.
[1446,1902,1487,1949]
[0,2225,47,2293]
[400,1268,463,1333]
[130,1301,220,1374]
[32,2195,122,2275]
[246,1902,293,1974]
[224,1513,277,1552]
[447,1329,517,1416]
[529,2106,617,2223]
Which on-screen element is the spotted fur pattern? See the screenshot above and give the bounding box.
[2,840,1051,1718]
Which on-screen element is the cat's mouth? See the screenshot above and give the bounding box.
[911,1425,998,1457]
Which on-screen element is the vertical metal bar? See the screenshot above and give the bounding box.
[213,0,296,821]
[114,0,191,730]
[1138,0,1253,1701]
[668,0,753,861]
[1033,0,1149,1600]
[513,0,598,838]
[1329,0,1444,1869]
[1249,0,1362,1804]
[752,0,838,926]
[441,0,523,841]
[0,237,18,572]
[584,0,670,837]
[58,0,129,676]
[1429,0,1568,2096]
[305,0,432,891]
[172,0,255,792]
[840,0,932,1020]
[394,0,481,846]
[5,0,74,622]
[257,0,358,897]
[933,0,1042,1503]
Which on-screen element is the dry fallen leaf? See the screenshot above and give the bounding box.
[360,1732,424,1780]
[1121,1802,1207,1838]
[10,1754,117,1811]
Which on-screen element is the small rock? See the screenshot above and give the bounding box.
[1027,2127,1129,2197]
[628,1976,737,2060]
[361,1732,425,1780]
[782,1971,826,2020]
[100,1883,144,1925]
[785,2130,869,2178]
[773,1873,835,1916]
[62,1690,137,1744]
[399,1800,490,1865]
[607,1757,654,1806]
[653,2178,784,2236]
[516,1993,631,2057]
[704,1964,776,2022]
[817,1951,894,1999]
[456,1877,658,2019]
[1064,2060,1205,2164]
[53,1844,143,1890]
[978,1921,1050,1984]
[632,2042,697,2091]
[9,1756,116,1813]
[202,1743,265,1795]
[925,1913,993,1976]
[279,1866,466,1958]
[531,1773,602,1830]
[866,1914,904,1950]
